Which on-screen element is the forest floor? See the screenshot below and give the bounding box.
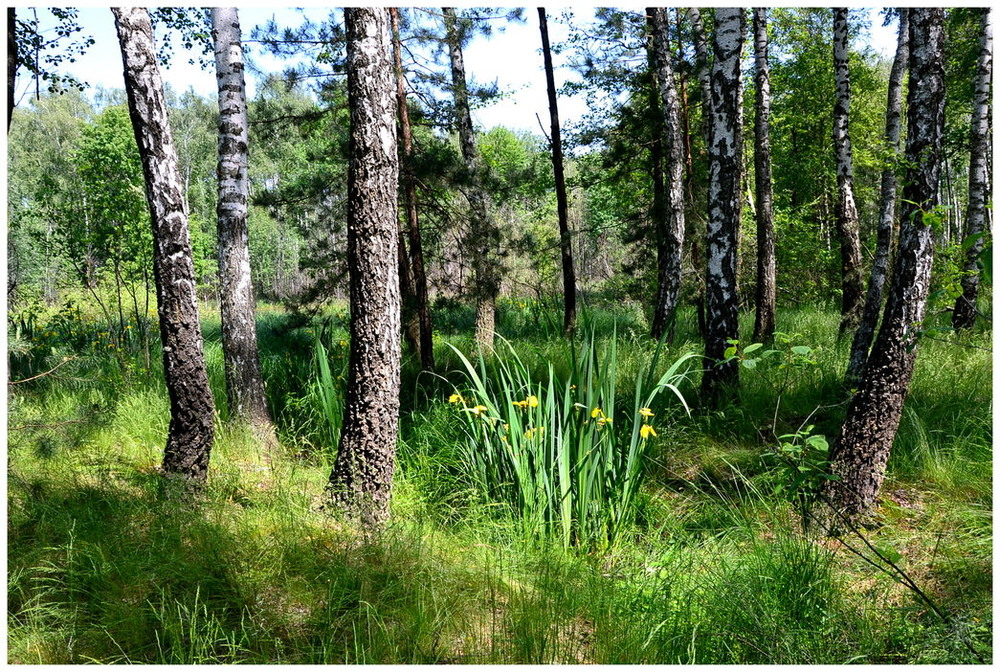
[7,296,992,663]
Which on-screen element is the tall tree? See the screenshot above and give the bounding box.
[952,8,992,331]
[831,8,865,333]
[325,7,401,526]
[113,7,215,484]
[443,6,501,353]
[687,6,712,340]
[7,9,15,131]
[211,7,274,437]
[538,8,577,337]
[752,7,776,343]
[391,7,435,370]
[701,7,744,405]
[823,8,946,522]
[648,7,686,342]
[846,9,909,386]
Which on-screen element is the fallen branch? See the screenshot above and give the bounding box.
[8,356,77,385]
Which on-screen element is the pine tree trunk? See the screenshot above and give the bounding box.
[752,8,776,344]
[649,7,686,343]
[113,7,215,484]
[701,7,743,406]
[824,8,946,523]
[444,7,499,354]
[832,8,865,333]
[325,7,401,527]
[538,8,577,338]
[391,8,435,370]
[846,9,909,387]
[211,7,274,436]
[952,8,992,331]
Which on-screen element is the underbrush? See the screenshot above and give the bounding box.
[6,300,992,663]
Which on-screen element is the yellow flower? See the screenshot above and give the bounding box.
[524,426,545,439]
[639,407,654,418]
[449,393,465,404]
[640,424,657,440]
[591,407,603,419]
[512,399,527,409]
[526,395,539,408]
[597,416,611,428]
[465,405,489,416]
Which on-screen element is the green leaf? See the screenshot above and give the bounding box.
[743,342,763,354]
[791,345,812,356]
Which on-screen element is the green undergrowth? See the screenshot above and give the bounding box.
[7,300,992,663]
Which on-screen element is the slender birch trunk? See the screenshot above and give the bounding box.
[832,8,865,334]
[752,8,776,344]
[846,9,909,386]
[952,8,992,331]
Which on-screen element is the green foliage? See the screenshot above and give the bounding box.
[447,334,697,548]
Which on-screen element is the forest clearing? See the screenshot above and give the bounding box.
[6,6,993,664]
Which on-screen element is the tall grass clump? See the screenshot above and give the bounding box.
[447,334,699,548]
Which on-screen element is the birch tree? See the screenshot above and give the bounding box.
[212,7,274,436]
[701,7,744,405]
[324,7,401,525]
[824,8,946,522]
[952,8,992,331]
[112,6,215,483]
[648,7,685,342]
[846,9,909,386]
[831,8,865,333]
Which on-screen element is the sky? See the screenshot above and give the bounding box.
[18,6,901,136]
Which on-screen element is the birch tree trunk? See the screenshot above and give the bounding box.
[846,9,909,386]
[952,8,992,331]
[444,6,500,353]
[391,7,435,370]
[832,8,865,333]
[325,7,401,526]
[823,8,946,523]
[211,7,274,436]
[701,7,744,406]
[648,7,686,342]
[7,8,15,132]
[752,7,776,343]
[113,6,215,484]
[539,8,577,338]
[687,7,712,340]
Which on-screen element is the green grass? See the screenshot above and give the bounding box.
[7,298,992,663]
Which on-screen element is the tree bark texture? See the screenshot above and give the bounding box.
[846,8,909,386]
[952,8,992,331]
[539,8,577,338]
[113,7,215,484]
[391,8,435,370]
[444,7,500,353]
[211,7,273,431]
[7,8,15,132]
[325,7,401,527]
[649,7,686,343]
[752,8,776,344]
[824,8,946,522]
[687,7,712,341]
[832,8,865,333]
[701,7,743,405]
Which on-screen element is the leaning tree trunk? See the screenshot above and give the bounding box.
[952,8,992,331]
[211,7,274,437]
[846,8,909,386]
[823,8,946,523]
[649,7,686,343]
[832,7,865,334]
[325,7,401,527]
[701,7,744,406]
[752,7,776,344]
[539,8,577,338]
[444,6,500,353]
[391,7,435,370]
[113,7,215,484]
